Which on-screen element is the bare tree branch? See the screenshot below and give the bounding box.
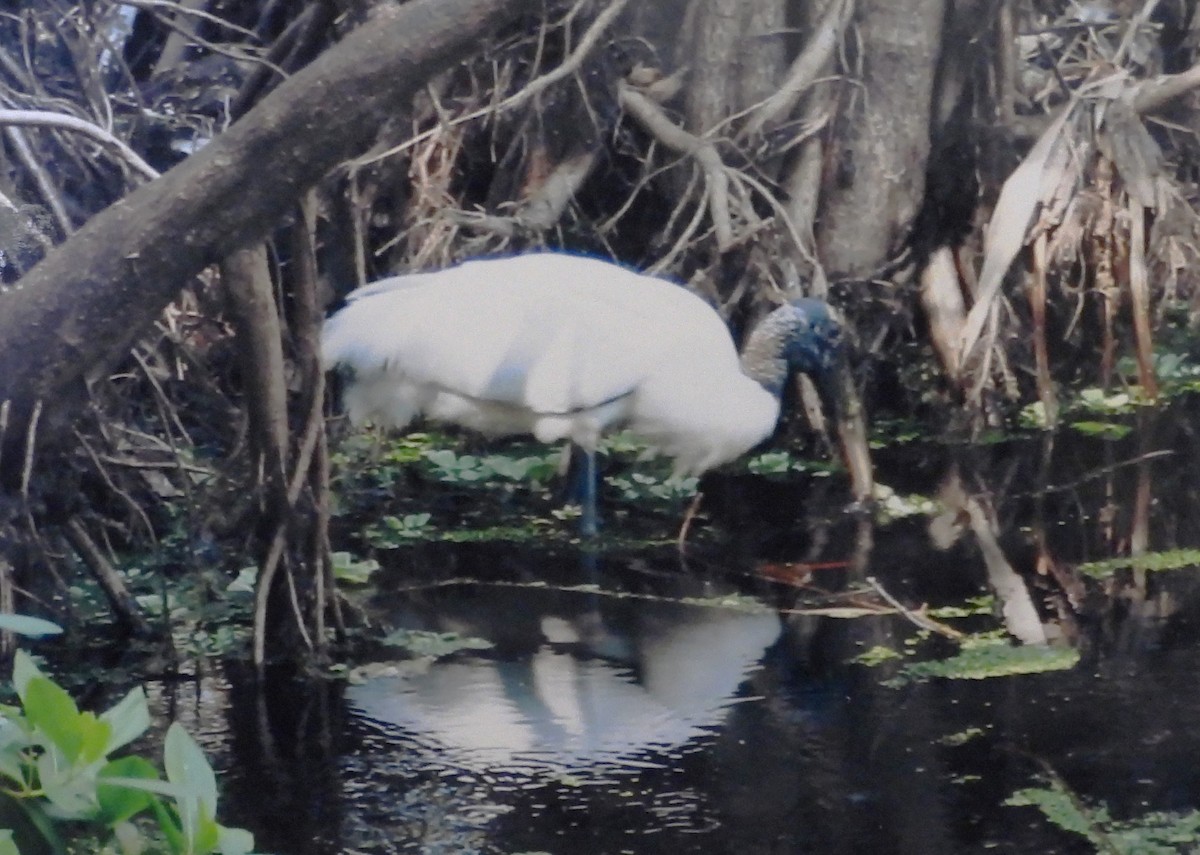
[742,0,854,139]
[0,109,160,180]
[618,81,735,251]
[357,0,630,167]
[0,0,534,461]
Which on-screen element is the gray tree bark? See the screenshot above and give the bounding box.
[817,0,946,278]
[0,0,533,477]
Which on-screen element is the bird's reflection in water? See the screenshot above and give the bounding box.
[346,574,782,777]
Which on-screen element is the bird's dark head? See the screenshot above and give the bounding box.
[741,295,874,502]
[741,297,845,399]
[779,297,844,388]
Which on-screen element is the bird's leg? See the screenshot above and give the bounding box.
[563,443,600,536]
[579,446,599,537]
[677,490,705,549]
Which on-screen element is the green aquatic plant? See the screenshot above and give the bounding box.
[363,513,433,548]
[866,418,925,448]
[329,552,381,585]
[123,562,255,660]
[938,726,987,747]
[437,519,568,544]
[862,629,1080,686]
[1008,774,1200,854]
[1078,548,1200,579]
[0,616,61,639]
[890,636,1079,684]
[333,427,861,551]
[1118,348,1200,398]
[1020,385,1146,432]
[927,596,995,619]
[381,629,494,658]
[1007,780,1108,846]
[870,483,939,521]
[1077,388,1138,414]
[0,651,253,854]
[853,645,902,667]
[1069,420,1133,439]
[606,471,698,502]
[420,448,559,485]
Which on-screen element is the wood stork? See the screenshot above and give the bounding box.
[320,252,871,534]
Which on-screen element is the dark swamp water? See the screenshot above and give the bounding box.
[148,401,1200,854]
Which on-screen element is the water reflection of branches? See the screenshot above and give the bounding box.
[934,468,1048,645]
[1010,448,1174,499]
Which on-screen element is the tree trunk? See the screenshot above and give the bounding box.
[817,0,945,278]
[0,0,533,478]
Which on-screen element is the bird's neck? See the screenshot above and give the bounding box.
[738,311,791,398]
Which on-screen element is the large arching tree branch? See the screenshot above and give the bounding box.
[0,0,533,471]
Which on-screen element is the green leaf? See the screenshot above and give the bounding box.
[0,789,68,855]
[96,776,178,799]
[73,711,113,765]
[97,756,161,824]
[164,723,218,848]
[217,824,255,855]
[11,651,44,704]
[0,829,18,855]
[225,567,257,595]
[422,449,458,468]
[0,752,28,789]
[0,614,62,638]
[100,686,151,754]
[1069,420,1132,439]
[149,795,187,854]
[195,803,222,853]
[330,552,381,585]
[38,751,100,819]
[853,645,902,666]
[23,678,84,762]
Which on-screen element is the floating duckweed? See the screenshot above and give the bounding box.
[927,596,994,619]
[381,629,494,657]
[1078,548,1200,579]
[330,551,381,584]
[853,645,903,666]
[890,638,1079,684]
[1008,776,1200,854]
[939,726,987,747]
[1007,783,1107,844]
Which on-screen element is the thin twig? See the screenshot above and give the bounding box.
[618,82,735,250]
[0,109,159,181]
[105,0,261,41]
[0,400,8,480]
[63,517,152,635]
[353,0,631,168]
[74,430,158,543]
[867,576,964,640]
[19,400,41,503]
[4,126,72,234]
[252,369,327,666]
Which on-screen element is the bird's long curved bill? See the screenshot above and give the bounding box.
[823,361,874,502]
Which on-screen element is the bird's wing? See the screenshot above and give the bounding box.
[322,254,737,416]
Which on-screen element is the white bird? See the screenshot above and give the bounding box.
[320,252,869,534]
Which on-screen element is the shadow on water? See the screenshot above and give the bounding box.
[157,397,1200,853]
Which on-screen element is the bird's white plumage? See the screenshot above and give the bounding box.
[320,253,782,475]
